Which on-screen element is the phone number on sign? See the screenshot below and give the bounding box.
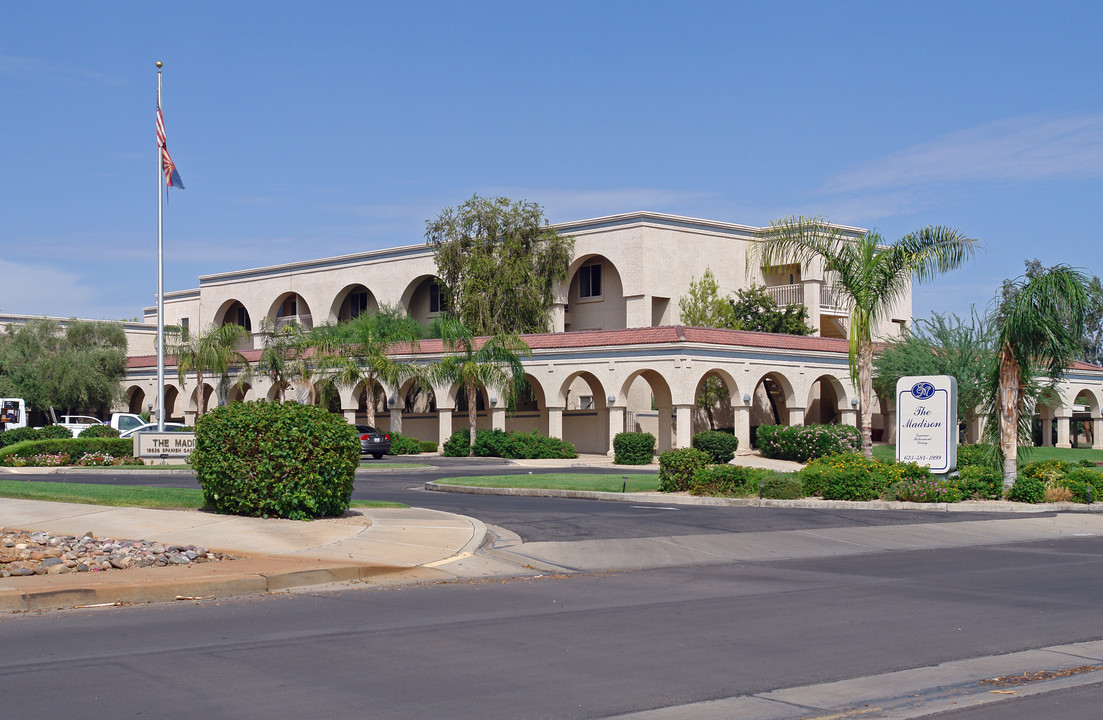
[900,455,942,463]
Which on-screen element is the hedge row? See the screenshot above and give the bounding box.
[757,424,861,462]
[0,437,134,462]
[0,425,73,448]
[442,429,577,459]
[613,432,655,464]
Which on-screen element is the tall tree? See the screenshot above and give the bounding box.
[986,265,1094,486]
[873,310,995,438]
[0,318,127,414]
[753,216,980,458]
[168,323,251,417]
[315,311,425,427]
[426,195,574,335]
[678,269,738,328]
[729,284,815,335]
[430,320,531,455]
[256,317,309,403]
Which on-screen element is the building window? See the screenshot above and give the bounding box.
[235,305,252,331]
[429,282,445,314]
[579,264,602,299]
[579,395,594,410]
[179,317,189,341]
[349,290,368,319]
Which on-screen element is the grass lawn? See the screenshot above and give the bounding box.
[0,479,405,510]
[873,444,1103,465]
[437,473,659,493]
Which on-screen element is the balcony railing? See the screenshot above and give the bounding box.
[276,314,313,331]
[764,283,803,307]
[764,283,847,314]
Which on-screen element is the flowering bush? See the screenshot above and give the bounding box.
[2,452,71,467]
[893,476,962,503]
[955,465,1003,500]
[756,424,861,462]
[76,451,138,467]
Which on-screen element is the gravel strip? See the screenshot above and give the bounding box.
[0,529,235,577]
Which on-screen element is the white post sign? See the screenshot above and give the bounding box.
[895,375,957,473]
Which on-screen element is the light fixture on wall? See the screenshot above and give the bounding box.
[607,394,616,405]
[489,396,498,406]
[743,393,751,405]
[851,397,859,408]
[388,395,397,408]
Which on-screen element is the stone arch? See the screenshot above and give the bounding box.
[502,373,548,436]
[401,274,445,325]
[267,292,313,330]
[330,283,379,324]
[805,374,850,425]
[556,371,609,454]
[748,371,797,441]
[1070,387,1101,448]
[227,382,252,403]
[619,369,676,451]
[213,298,254,332]
[125,385,147,415]
[188,383,217,419]
[355,380,389,427]
[163,385,182,423]
[690,367,741,433]
[564,254,626,331]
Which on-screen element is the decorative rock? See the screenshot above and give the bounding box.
[0,529,234,577]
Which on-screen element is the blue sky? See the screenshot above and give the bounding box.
[2,1,1101,323]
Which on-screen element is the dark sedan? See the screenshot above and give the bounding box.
[356,425,391,459]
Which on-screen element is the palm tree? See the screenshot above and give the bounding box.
[168,322,252,417]
[256,317,307,402]
[753,216,980,458]
[315,312,424,427]
[430,320,531,455]
[986,265,1094,486]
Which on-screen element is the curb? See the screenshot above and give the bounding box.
[425,482,1103,513]
[0,556,413,613]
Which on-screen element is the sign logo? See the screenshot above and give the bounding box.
[910,381,935,400]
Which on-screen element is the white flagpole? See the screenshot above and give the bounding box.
[156,62,165,432]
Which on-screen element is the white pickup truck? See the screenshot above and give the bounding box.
[54,412,145,436]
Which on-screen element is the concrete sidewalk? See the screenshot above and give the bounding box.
[0,500,489,613]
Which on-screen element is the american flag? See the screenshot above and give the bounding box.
[156,103,185,189]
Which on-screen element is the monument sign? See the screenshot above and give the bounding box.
[895,375,957,474]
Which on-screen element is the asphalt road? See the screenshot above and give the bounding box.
[10,462,1035,543]
[3,538,1103,719]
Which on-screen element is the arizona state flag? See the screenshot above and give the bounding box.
[156,103,184,189]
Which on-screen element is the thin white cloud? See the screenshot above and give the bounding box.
[0,53,126,85]
[0,259,100,317]
[480,187,715,222]
[825,113,1103,195]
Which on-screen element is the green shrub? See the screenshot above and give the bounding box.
[443,429,577,459]
[801,454,885,501]
[39,425,74,440]
[0,426,41,448]
[756,424,861,462]
[956,465,1003,500]
[691,430,738,464]
[956,443,997,469]
[761,474,804,500]
[891,476,962,503]
[1058,467,1101,503]
[1018,459,1075,482]
[1008,475,1046,504]
[419,440,439,453]
[688,464,765,496]
[1078,458,1099,469]
[79,424,121,439]
[190,401,360,520]
[443,429,472,456]
[658,448,712,493]
[0,437,134,463]
[613,432,656,465]
[387,432,422,455]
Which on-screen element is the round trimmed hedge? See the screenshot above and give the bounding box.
[191,401,360,520]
